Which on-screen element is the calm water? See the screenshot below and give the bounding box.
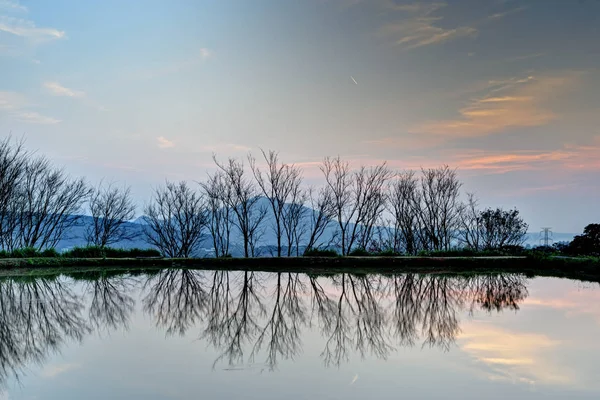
[1,270,599,399]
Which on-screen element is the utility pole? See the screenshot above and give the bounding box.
[540,227,553,247]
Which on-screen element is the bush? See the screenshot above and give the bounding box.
[348,248,371,256]
[63,246,161,258]
[10,247,42,258]
[0,250,8,258]
[40,248,60,258]
[303,248,339,257]
[374,249,401,257]
[104,247,161,258]
[63,246,106,258]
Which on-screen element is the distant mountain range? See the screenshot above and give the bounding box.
[53,198,577,255]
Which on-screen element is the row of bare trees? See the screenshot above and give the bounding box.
[0,137,140,251]
[1,136,527,256]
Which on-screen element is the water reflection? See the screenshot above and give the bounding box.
[0,277,90,383]
[85,272,135,332]
[0,270,529,383]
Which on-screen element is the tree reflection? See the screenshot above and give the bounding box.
[84,273,135,332]
[0,270,530,382]
[142,269,209,336]
[0,277,90,384]
[465,274,528,313]
[251,273,307,370]
[202,271,265,368]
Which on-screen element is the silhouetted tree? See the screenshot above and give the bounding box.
[567,223,600,256]
[9,156,90,251]
[0,136,27,250]
[417,166,462,251]
[321,157,392,255]
[214,155,267,257]
[303,186,336,253]
[250,150,303,257]
[86,182,137,248]
[478,207,528,250]
[458,193,484,251]
[388,171,421,254]
[143,181,208,257]
[200,171,234,257]
[281,181,307,256]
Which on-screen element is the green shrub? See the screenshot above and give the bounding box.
[10,247,41,258]
[0,250,8,258]
[40,248,60,258]
[63,246,106,258]
[303,248,339,257]
[374,249,401,257]
[348,248,371,256]
[62,246,161,258]
[104,247,161,258]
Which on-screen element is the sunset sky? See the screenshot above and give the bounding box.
[1,0,599,232]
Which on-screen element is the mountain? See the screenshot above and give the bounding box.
[46,200,577,255]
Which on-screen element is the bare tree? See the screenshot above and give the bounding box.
[304,186,336,253]
[321,157,392,255]
[143,181,208,258]
[458,193,484,251]
[213,155,267,258]
[388,171,421,254]
[417,166,462,251]
[250,150,303,257]
[0,136,28,250]
[280,169,306,256]
[353,165,394,251]
[86,182,137,248]
[9,157,90,251]
[199,171,234,258]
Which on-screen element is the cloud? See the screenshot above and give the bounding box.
[444,137,600,174]
[199,47,212,59]
[411,72,582,137]
[44,81,85,98]
[458,323,572,386]
[0,91,60,124]
[157,136,175,148]
[378,3,477,49]
[14,111,61,124]
[0,16,65,42]
[487,6,527,20]
[0,0,27,12]
[41,363,81,378]
[381,1,445,13]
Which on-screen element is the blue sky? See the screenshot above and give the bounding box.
[1,0,599,232]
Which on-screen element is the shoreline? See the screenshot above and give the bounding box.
[0,256,598,282]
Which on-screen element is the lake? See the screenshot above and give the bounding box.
[1,270,599,399]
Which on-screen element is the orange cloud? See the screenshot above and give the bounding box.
[411,72,583,138]
[458,322,573,386]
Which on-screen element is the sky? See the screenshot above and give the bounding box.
[0,0,599,232]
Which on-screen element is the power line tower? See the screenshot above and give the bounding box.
[540,227,553,247]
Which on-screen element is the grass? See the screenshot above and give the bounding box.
[0,246,161,259]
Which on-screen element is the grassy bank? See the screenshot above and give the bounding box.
[0,255,599,282]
